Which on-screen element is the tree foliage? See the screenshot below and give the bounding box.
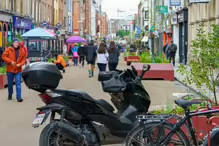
[178,23,219,105]
[116,30,130,38]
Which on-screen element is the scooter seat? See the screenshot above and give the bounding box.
[96,99,115,112]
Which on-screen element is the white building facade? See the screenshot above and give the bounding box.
[91,2,97,40]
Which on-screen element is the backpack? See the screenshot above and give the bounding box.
[169,44,177,53]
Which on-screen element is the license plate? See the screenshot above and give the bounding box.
[32,114,45,127]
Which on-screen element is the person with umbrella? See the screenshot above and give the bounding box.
[72,43,79,66]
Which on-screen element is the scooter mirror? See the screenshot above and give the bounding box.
[143,64,151,72]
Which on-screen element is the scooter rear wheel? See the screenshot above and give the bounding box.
[39,121,76,146]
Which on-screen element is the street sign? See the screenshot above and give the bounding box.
[170,0,181,6]
[56,30,61,36]
[189,0,211,3]
[156,6,168,14]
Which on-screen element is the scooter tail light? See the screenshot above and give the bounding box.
[38,93,52,103]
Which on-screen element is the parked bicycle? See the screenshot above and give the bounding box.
[40,48,52,62]
[125,97,219,146]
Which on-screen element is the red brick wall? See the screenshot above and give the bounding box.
[73,0,80,35]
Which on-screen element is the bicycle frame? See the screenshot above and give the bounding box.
[160,108,219,146]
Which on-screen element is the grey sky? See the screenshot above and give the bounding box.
[102,0,140,19]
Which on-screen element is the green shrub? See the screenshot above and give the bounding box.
[154,53,170,63]
[140,52,152,63]
[0,66,6,74]
[63,56,69,62]
[48,58,55,63]
[153,97,209,115]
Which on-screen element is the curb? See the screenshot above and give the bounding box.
[174,77,208,99]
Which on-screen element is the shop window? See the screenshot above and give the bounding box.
[29,42,37,51]
[3,24,7,32]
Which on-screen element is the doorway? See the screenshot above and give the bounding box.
[179,23,184,64]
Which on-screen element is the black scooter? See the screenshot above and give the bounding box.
[22,62,151,146]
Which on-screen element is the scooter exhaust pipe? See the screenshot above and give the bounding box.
[54,122,86,144]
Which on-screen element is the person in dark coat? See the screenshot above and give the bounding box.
[108,41,120,71]
[86,40,97,77]
[78,43,87,67]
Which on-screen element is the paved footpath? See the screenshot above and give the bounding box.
[0,56,189,146]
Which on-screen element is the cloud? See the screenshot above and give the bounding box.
[102,0,140,18]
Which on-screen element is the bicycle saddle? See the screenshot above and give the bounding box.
[175,100,201,109]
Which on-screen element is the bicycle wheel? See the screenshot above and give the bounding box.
[125,121,190,146]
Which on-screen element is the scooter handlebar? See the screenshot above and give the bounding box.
[139,64,151,79]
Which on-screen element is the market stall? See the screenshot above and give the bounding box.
[22,27,58,62]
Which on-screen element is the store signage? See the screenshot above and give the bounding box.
[170,0,181,6]
[13,16,32,29]
[189,0,211,3]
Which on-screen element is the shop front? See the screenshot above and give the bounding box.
[177,8,188,65]
[13,16,33,36]
[0,11,13,47]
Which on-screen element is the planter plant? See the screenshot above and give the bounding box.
[140,52,170,63]
[178,23,219,105]
[48,58,55,63]
[0,66,7,89]
[0,66,6,74]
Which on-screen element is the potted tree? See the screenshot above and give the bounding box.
[175,23,219,137]
[178,23,219,105]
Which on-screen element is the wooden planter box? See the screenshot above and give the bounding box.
[132,63,174,81]
[168,115,219,140]
[0,74,8,89]
[126,56,141,66]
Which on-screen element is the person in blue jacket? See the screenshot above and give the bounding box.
[72,43,79,66]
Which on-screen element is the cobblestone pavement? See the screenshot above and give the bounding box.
[0,56,190,146]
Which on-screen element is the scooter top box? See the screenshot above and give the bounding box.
[22,62,63,92]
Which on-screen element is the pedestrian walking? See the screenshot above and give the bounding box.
[86,40,97,77]
[1,38,26,102]
[108,41,120,71]
[166,40,177,66]
[63,42,68,56]
[97,43,109,72]
[72,43,79,66]
[53,54,66,73]
[78,43,87,67]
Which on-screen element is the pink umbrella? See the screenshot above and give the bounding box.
[66,36,84,43]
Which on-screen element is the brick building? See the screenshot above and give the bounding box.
[73,0,81,35]
[84,0,91,36]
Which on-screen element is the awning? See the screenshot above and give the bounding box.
[141,36,148,42]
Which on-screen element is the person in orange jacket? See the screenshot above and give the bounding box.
[53,54,66,73]
[1,38,26,102]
